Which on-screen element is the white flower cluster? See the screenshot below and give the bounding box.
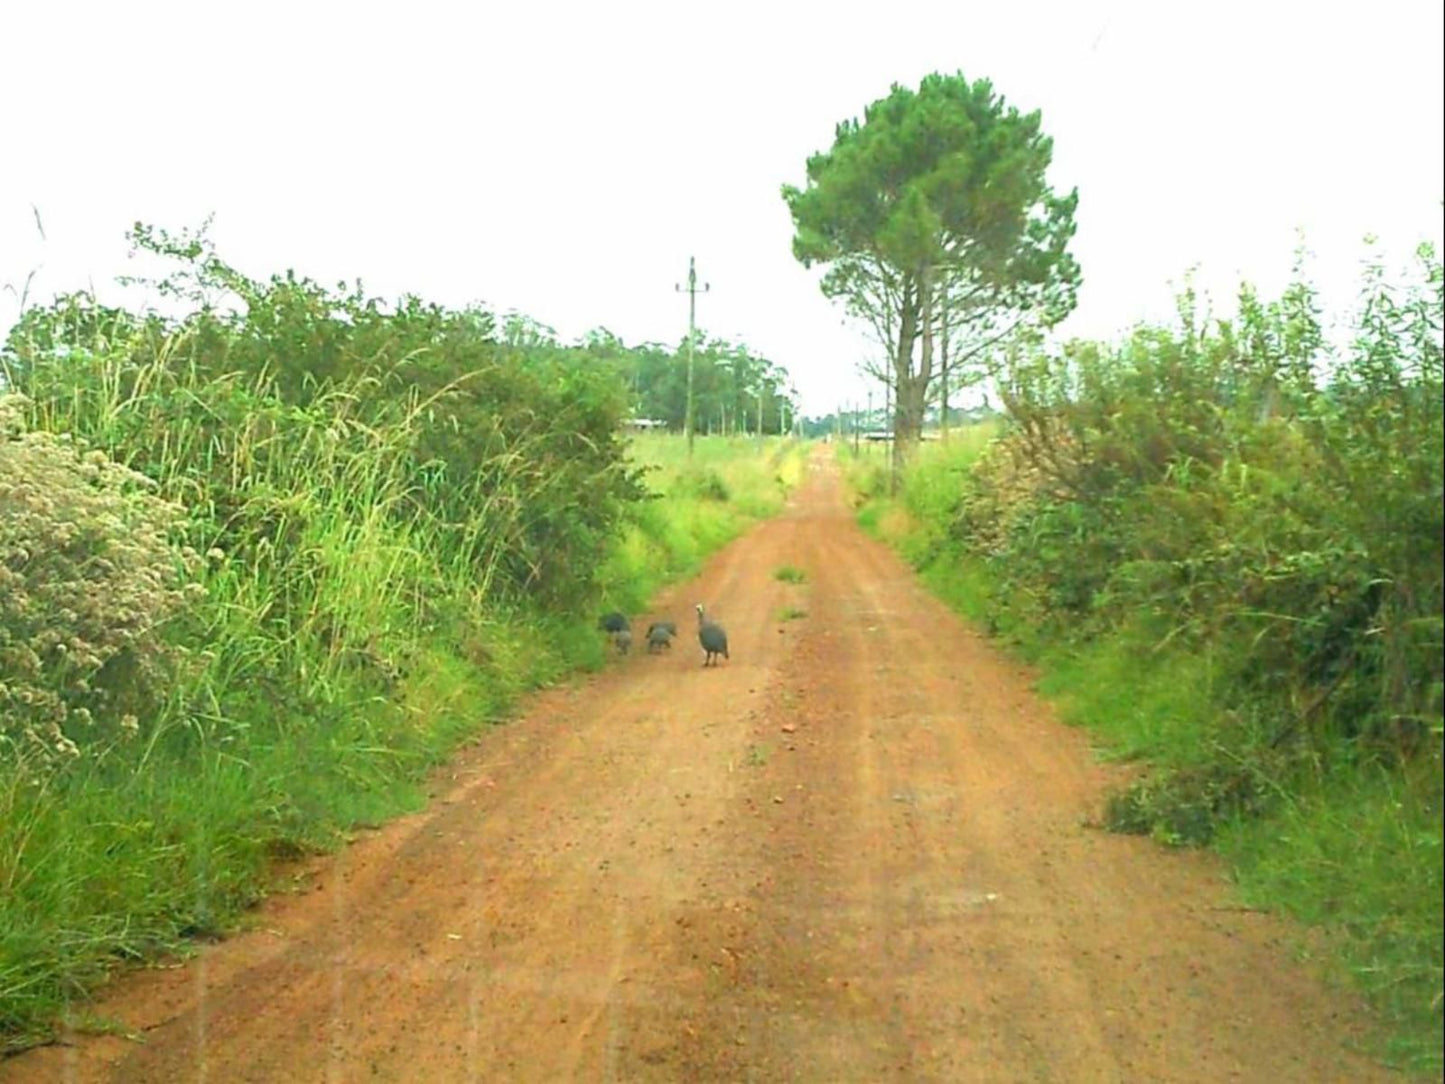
[1,393,204,768]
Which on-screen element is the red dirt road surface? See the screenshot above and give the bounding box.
[4,452,1404,1083]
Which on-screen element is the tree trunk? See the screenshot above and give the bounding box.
[894,373,927,463]
[919,264,934,441]
[892,269,933,483]
[890,283,919,491]
[940,280,951,443]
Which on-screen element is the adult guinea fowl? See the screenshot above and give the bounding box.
[598,612,631,655]
[695,604,729,667]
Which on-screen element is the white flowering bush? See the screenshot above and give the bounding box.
[0,393,204,767]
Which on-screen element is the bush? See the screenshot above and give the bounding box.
[979,246,1443,767]
[0,394,202,768]
[1103,747,1291,846]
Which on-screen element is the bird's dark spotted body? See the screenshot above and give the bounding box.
[695,604,728,667]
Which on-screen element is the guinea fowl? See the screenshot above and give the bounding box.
[646,623,675,653]
[598,611,630,654]
[695,604,729,667]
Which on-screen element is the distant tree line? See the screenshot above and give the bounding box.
[797,401,999,440]
[577,329,797,436]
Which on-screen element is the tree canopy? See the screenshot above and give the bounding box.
[622,335,795,436]
[782,71,1080,473]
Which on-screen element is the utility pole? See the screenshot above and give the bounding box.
[674,256,710,459]
[756,385,764,453]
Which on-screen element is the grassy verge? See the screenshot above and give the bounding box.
[594,434,805,614]
[0,431,801,1053]
[848,430,1443,1078]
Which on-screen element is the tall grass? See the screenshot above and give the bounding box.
[2,361,506,1046]
[841,428,998,563]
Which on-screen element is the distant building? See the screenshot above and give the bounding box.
[624,418,668,431]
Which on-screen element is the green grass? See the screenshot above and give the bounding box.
[1218,765,1443,1075]
[777,606,808,622]
[0,617,518,1050]
[593,434,805,614]
[1033,626,1228,767]
[774,565,807,584]
[836,424,999,505]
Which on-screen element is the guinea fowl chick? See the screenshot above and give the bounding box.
[646,623,675,653]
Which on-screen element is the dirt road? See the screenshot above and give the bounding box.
[4,451,1401,1083]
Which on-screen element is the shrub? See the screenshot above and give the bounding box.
[0,394,202,768]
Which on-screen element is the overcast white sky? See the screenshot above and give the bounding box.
[2,0,1441,414]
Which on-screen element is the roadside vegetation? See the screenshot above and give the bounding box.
[0,222,801,1051]
[846,244,1443,1075]
[598,432,805,618]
